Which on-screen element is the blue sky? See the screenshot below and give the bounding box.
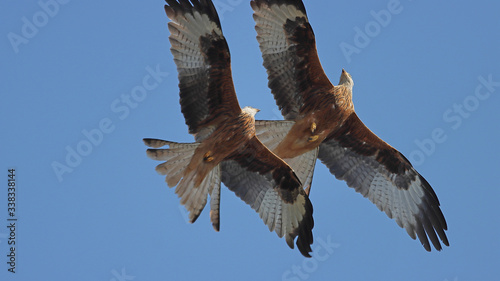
[1,0,499,280]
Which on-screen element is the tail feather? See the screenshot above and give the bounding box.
[255,120,295,151]
[155,160,188,187]
[176,164,221,223]
[209,165,221,231]
[255,120,318,193]
[143,138,172,148]
[283,149,318,195]
[144,138,221,224]
[145,141,199,187]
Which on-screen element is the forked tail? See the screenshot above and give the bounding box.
[254,120,318,194]
[144,138,221,228]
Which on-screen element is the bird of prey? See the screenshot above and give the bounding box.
[144,0,314,257]
[250,0,449,251]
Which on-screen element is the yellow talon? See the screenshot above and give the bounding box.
[310,122,317,133]
[203,151,214,162]
[308,135,319,142]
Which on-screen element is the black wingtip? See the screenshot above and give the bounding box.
[252,0,307,15]
[416,174,449,252]
[164,0,221,28]
[295,194,314,257]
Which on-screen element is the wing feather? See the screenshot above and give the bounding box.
[251,0,332,119]
[318,113,449,251]
[221,136,314,257]
[165,0,240,135]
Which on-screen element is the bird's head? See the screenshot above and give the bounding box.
[338,69,354,89]
[242,106,260,118]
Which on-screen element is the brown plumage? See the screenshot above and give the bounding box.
[251,0,449,251]
[144,0,314,257]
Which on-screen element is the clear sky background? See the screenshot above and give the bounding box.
[1,0,499,280]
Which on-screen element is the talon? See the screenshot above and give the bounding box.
[310,122,317,133]
[308,135,319,142]
[203,151,214,162]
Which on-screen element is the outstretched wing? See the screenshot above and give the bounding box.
[318,113,449,251]
[165,0,240,135]
[251,0,333,120]
[221,136,314,257]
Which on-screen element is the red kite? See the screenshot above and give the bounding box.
[144,0,313,257]
[251,0,449,251]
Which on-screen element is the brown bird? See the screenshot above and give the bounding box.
[250,0,449,252]
[144,0,314,257]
